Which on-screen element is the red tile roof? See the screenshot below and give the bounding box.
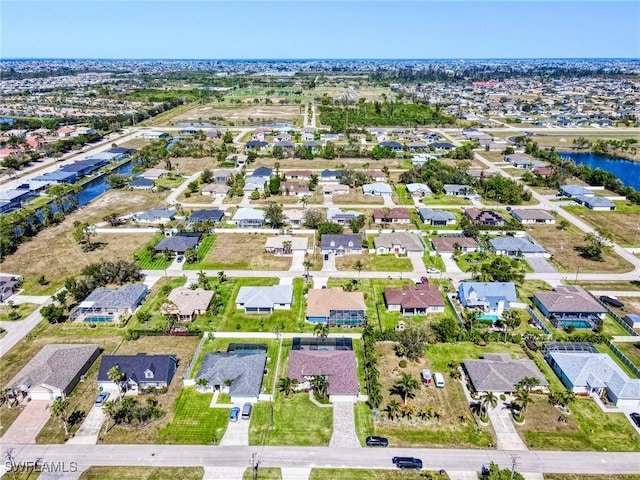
[384,284,445,309]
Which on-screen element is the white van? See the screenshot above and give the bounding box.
[433,372,445,388]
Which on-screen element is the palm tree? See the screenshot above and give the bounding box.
[367,389,382,409]
[278,377,298,397]
[51,398,70,436]
[217,271,227,283]
[195,378,209,391]
[107,365,126,399]
[514,387,532,414]
[102,400,118,433]
[314,322,329,340]
[481,391,498,417]
[517,376,540,392]
[419,406,434,422]
[392,373,420,406]
[197,270,210,290]
[299,195,308,210]
[385,399,401,420]
[353,260,364,280]
[310,375,329,400]
[402,403,417,420]
[302,260,313,278]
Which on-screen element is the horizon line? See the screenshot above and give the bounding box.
[3,56,639,61]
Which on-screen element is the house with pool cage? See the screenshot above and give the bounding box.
[533,286,606,329]
[73,283,148,323]
[305,287,366,326]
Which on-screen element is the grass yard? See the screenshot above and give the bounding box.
[394,185,416,206]
[0,302,39,322]
[420,195,470,206]
[563,202,640,246]
[249,392,333,446]
[332,190,384,205]
[597,343,639,378]
[101,336,201,444]
[309,470,447,480]
[127,277,187,333]
[611,342,640,369]
[181,234,216,269]
[78,467,204,480]
[157,387,229,444]
[192,233,292,270]
[335,253,413,272]
[518,397,640,452]
[244,468,282,480]
[369,341,500,448]
[517,280,554,303]
[545,476,640,480]
[135,234,173,270]
[524,223,634,273]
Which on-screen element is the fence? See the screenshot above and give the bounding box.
[446,295,467,331]
[183,333,209,380]
[526,305,552,336]
[588,293,639,337]
[606,340,640,378]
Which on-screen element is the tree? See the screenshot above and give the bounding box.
[72,222,96,251]
[392,373,420,405]
[201,169,213,184]
[184,247,198,264]
[480,462,525,480]
[314,322,329,340]
[217,271,227,283]
[195,378,209,390]
[278,377,298,397]
[479,256,525,283]
[310,375,329,399]
[302,260,313,277]
[517,376,540,392]
[431,316,462,343]
[514,386,532,414]
[108,365,126,398]
[264,202,284,228]
[354,259,364,279]
[299,195,308,210]
[481,391,498,417]
[303,208,324,229]
[107,174,127,189]
[580,228,613,261]
[197,270,210,290]
[51,398,71,436]
[385,399,401,420]
[318,221,343,235]
[396,321,431,360]
[41,304,67,324]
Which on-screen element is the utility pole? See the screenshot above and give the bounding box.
[509,454,520,480]
[251,451,259,480]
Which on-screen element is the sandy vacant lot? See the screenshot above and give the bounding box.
[172,104,302,123]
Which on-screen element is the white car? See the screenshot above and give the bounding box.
[426,268,440,274]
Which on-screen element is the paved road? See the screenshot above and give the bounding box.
[0,299,50,359]
[2,444,640,475]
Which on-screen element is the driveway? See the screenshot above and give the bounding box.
[407,251,426,272]
[220,417,249,446]
[323,194,333,206]
[282,468,312,480]
[329,402,359,448]
[527,257,557,274]
[321,254,336,272]
[441,253,462,273]
[0,400,50,444]
[289,251,306,272]
[67,404,105,445]
[383,195,395,207]
[487,402,527,451]
[203,466,245,480]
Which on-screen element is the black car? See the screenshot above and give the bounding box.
[392,457,423,469]
[630,412,640,428]
[599,295,624,309]
[365,435,388,447]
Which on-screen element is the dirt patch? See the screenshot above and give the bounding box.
[525,224,634,273]
[201,234,292,270]
[172,104,301,123]
[566,211,640,246]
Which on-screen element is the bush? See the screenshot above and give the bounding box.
[500,394,506,401]
[399,359,407,368]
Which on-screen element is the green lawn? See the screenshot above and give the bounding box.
[420,195,470,206]
[78,467,204,480]
[597,343,639,379]
[612,342,640,369]
[127,277,187,332]
[243,468,282,480]
[157,387,229,444]
[517,280,554,303]
[309,470,447,480]
[181,234,216,270]
[153,175,185,189]
[520,397,640,452]
[370,254,413,272]
[0,302,39,322]
[394,184,416,206]
[544,476,640,480]
[249,393,333,446]
[135,234,172,270]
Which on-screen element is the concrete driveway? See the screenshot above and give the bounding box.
[527,257,557,273]
[383,195,395,207]
[67,404,105,445]
[441,253,462,273]
[321,254,336,272]
[289,251,306,272]
[0,400,50,444]
[407,251,426,272]
[329,402,359,448]
[220,417,249,446]
[487,402,527,451]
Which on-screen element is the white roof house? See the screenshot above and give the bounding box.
[235,285,294,313]
[362,182,393,196]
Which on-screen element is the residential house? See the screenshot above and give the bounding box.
[559,184,594,198]
[133,207,176,223]
[245,140,268,150]
[457,281,517,316]
[201,184,230,197]
[188,210,225,226]
[490,236,549,258]
[322,184,349,195]
[286,170,312,181]
[162,287,214,322]
[510,209,555,224]
[367,170,386,182]
[431,142,455,150]
[326,208,360,225]
[431,236,479,254]
[235,285,294,313]
[280,181,310,197]
[372,207,411,224]
[212,169,238,184]
[129,178,154,190]
[419,208,456,226]
[464,208,506,226]
[384,284,445,315]
[231,208,266,228]
[226,153,248,167]
[302,140,322,153]
[98,354,178,394]
[139,168,170,180]
[252,166,273,179]
[155,234,201,254]
[320,234,362,255]
[505,153,535,169]
[373,232,424,255]
[406,183,432,197]
[379,141,403,152]
[0,275,22,301]
[32,170,78,184]
[463,353,548,394]
[320,169,341,181]
[195,352,267,403]
[574,195,616,211]
[362,182,393,197]
[243,176,268,192]
[544,345,640,408]
[533,286,606,329]
[6,344,99,400]
[264,235,309,254]
[284,209,305,229]
[411,153,438,166]
[141,131,169,139]
[306,288,366,326]
[288,350,359,403]
[73,284,149,322]
[444,184,475,196]
[408,141,429,151]
[623,314,640,329]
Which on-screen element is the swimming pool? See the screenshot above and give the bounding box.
[560,320,592,329]
[477,314,500,322]
[83,316,114,323]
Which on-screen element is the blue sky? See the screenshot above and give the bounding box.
[2,1,639,59]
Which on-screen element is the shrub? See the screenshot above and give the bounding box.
[399,359,407,368]
[500,394,506,401]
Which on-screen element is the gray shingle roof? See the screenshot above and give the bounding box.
[236,285,293,309]
[419,208,456,222]
[534,286,606,314]
[374,232,424,252]
[196,353,267,397]
[320,234,361,250]
[464,354,548,392]
[79,284,148,310]
[287,350,359,395]
[490,237,547,254]
[155,235,199,253]
[98,354,178,386]
[7,344,99,392]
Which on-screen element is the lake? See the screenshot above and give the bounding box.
[559,152,640,191]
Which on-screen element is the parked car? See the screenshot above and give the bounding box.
[365,436,388,447]
[241,402,252,420]
[433,372,445,388]
[599,295,624,309]
[426,268,440,274]
[421,369,432,385]
[95,392,110,406]
[630,412,640,428]
[229,407,240,422]
[392,457,423,469]
[176,255,184,263]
